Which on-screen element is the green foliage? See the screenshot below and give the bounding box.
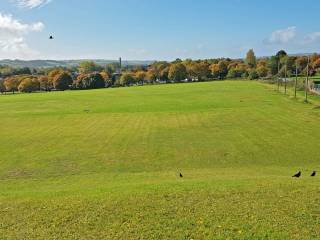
[267,56,279,75]
[0,66,31,77]
[248,69,259,80]
[226,68,238,78]
[79,61,103,74]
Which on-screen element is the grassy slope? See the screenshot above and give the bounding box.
[0,81,319,239]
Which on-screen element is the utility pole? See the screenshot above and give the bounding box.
[294,64,298,98]
[119,57,122,74]
[305,56,310,102]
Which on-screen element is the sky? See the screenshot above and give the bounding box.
[0,0,320,60]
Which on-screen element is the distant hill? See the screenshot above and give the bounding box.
[0,59,155,69]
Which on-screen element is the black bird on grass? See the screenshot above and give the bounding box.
[311,171,317,177]
[179,173,183,178]
[292,171,301,178]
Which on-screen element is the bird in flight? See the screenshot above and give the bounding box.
[311,171,317,177]
[49,36,54,40]
[292,171,301,178]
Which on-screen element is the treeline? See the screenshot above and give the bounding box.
[1,49,320,93]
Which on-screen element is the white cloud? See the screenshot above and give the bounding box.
[266,26,297,44]
[304,32,320,43]
[0,13,44,59]
[11,0,52,9]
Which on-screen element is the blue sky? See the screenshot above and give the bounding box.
[0,0,320,60]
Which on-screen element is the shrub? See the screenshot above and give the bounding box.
[248,69,259,80]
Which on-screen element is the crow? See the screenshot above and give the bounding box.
[179,173,183,178]
[292,171,301,178]
[49,36,54,40]
[311,171,317,177]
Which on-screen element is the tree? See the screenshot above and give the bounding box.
[245,49,257,68]
[79,61,103,74]
[38,76,52,91]
[145,70,157,84]
[160,66,170,82]
[135,71,146,85]
[4,76,21,93]
[105,63,119,75]
[235,63,248,76]
[248,69,259,80]
[150,61,170,80]
[186,61,210,81]
[257,59,267,68]
[48,69,64,82]
[227,68,238,79]
[210,61,228,79]
[296,57,308,73]
[0,66,16,77]
[119,73,135,86]
[168,63,187,82]
[257,66,269,78]
[15,67,32,75]
[75,73,105,89]
[312,58,320,71]
[18,77,40,93]
[310,53,320,63]
[210,64,219,78]
[0,79,5,93]
[53,72,73,90]
[100,71,112,87]
[283,56,296,75]
[267,56,279,75]
[276,50,287,60]
[100,71,110,82]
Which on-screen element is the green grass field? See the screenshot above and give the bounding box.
[0,81,319,239]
